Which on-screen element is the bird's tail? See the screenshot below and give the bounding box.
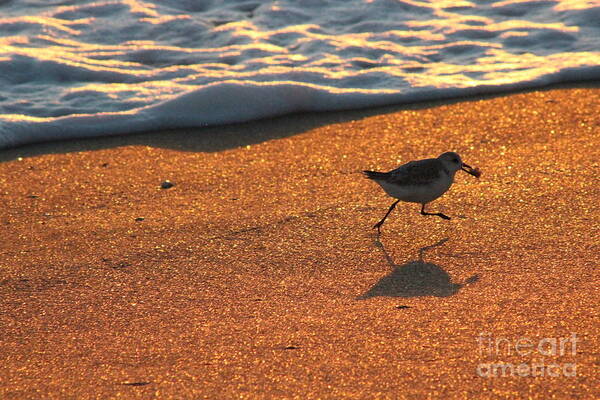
[363,170,389,181]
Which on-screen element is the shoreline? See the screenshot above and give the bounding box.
[2,80,599,160]
[1,85,598,398]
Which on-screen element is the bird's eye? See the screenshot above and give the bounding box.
[453,158,459,163]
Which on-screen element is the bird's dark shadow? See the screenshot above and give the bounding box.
[357,238,479,299]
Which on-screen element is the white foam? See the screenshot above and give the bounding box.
[1,0,599,148]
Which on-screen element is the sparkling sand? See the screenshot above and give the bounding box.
[1,85,599,398]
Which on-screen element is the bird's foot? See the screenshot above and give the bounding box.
[373,220,386,237]
[420,210,451,220]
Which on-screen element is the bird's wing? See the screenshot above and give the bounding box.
[386,158,444,186]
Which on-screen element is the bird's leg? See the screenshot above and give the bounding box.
[373,199,400,233]
[420,203,451,220]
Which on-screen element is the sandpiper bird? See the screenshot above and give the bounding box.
[363,152,481,234]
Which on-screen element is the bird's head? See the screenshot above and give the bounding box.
[438,152,481,178]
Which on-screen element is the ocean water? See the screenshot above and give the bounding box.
[1,0,599,149]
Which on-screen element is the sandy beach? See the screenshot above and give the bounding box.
[1,84,599,398]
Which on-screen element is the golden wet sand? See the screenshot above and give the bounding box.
[1,85,599,398]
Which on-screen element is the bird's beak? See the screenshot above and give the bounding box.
[461,163,481,178]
